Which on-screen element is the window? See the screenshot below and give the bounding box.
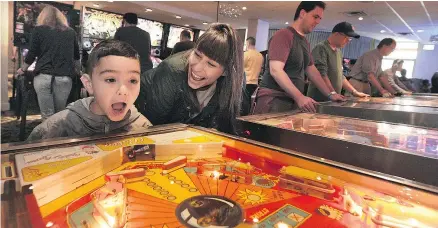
[383,42,418,78]
[382,59,415,78]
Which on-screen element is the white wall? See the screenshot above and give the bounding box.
[1,1,10,111]
[247,19,269,51]
[413,44,438,80]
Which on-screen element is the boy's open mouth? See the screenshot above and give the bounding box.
[111,102,127,114]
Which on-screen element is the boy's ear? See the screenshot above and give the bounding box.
[80,74,94,95]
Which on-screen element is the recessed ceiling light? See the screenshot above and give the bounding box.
[184,24,189,27]
[175,15,182,19]
[417,29,424,33]
[145,8,152,12]
[203,22,208,25]
[380,30,385,33]
[93,4,100,8]
[285,22,289,25]
[358,17,363,20]
[242,6,247,10]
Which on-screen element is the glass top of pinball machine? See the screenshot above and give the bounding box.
[352,96,438,108]
[253,113,438,159]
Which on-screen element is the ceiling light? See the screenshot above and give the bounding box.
[145,8,152,12]
[184,24,189,27]
[203,22,208,25]
[358,17,364,20]
[107,0,113,2]
[93,4,100,8]
[242,6,247,10]
[219,3,243,18]
[285,22,289,25]
[380,30,386,33]
[175,15,182,19]
[417,29,424,33]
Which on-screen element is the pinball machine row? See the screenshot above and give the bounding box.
[1,124,438,228]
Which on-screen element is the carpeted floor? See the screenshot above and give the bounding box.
[1,74,42,144]
[1,111,42,144]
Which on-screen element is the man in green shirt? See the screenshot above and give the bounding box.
[307,22,369,101]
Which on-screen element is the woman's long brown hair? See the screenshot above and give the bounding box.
[195,23,244,133]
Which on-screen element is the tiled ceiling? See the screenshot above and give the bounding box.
[68,1,438,43]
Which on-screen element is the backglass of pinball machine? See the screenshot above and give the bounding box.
[1,124,438,228]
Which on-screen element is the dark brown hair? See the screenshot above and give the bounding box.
[86,40,139,77]
[195,23,244,133]
[294,1,326,21]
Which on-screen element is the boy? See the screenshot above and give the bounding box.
[27,40,152,141]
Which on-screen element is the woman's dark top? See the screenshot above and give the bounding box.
[135,51,241,134]
[25,25,80,76]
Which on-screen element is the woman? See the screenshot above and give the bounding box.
[17,5,80,120]
[379,59,412,95]
[136,23,244,134]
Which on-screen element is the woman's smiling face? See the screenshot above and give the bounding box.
[187,49,225,89]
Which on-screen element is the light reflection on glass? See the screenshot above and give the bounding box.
[256,113,438,158]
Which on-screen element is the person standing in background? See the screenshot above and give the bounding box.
[16,5,80,120]
[379,59,412,95]
[244,37,263,105]
[431,72,438,93]
[114,13,153,73]
[398,69,416,92]
[254,1,345,114]
[348,38,396,97]
[171,30,195,55]
[307,22,369,101]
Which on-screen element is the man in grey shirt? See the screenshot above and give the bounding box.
[307,22,369,101]
[348,38,396,97]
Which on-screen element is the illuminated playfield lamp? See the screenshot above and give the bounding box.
[242,6,247,10]
[175,15,182,19]
[285,22,289,25]
[358,17,363,20]
[145,8,153,12]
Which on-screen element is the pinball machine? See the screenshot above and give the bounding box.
[237,111,438,188]
[317,95,438,128]
[1,124,438,228]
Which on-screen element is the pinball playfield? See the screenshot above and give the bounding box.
[2,125,438,228]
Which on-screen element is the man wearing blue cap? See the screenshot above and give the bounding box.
[307,22,369,101]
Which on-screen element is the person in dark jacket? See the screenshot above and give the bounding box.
[17,5,80,120]
[114,13,153,73]
[136,23,245,134]
[171,29,195,55]
[27,40,152,141]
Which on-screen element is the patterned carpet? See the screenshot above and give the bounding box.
[1,73,42,144]
[1,110,42,144]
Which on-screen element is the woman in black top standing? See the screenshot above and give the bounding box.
[136,23,245,134]
[17,5,80,120]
